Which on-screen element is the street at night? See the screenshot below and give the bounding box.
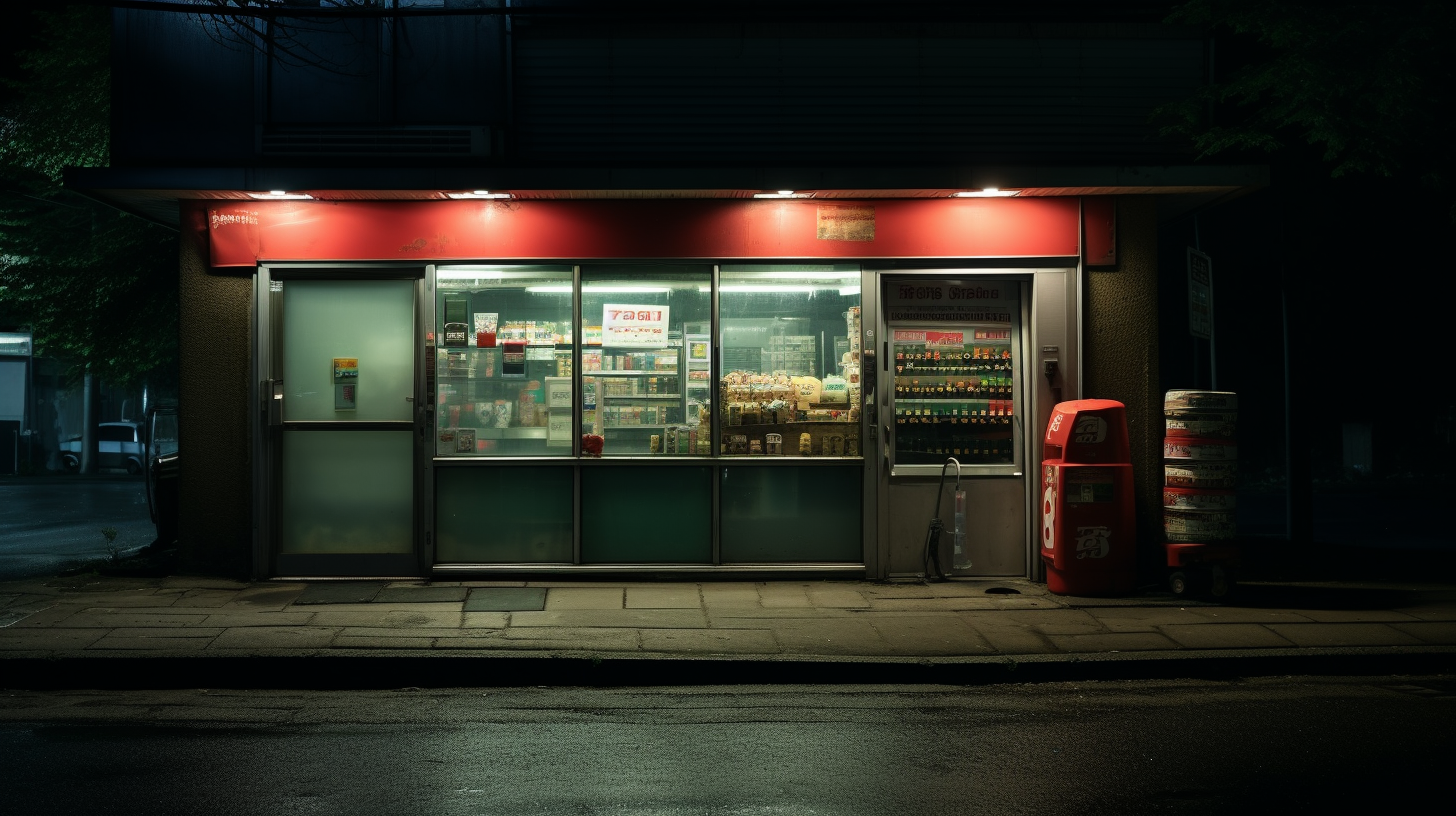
[3,678,1453,815]
[0,476,152,581]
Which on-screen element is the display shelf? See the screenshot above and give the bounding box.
[720,420,861,456]
[596,371,677,377]
[890,335,1017,467]
[601,423,674,430]
[434,346,558,456]
[465,427,548,440]
[766,334,816,377]
[580,343,691,455]
[686,333,711,396]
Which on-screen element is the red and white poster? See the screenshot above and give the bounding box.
[602,304,670,346]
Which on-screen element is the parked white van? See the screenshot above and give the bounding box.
[60,421,145,475]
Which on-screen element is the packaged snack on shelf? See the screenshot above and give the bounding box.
[820,375,848,404]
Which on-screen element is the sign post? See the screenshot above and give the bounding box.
[1187,248,1216,389]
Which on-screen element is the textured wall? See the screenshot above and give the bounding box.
[177,202,253,578]
[1084,196,1164,581]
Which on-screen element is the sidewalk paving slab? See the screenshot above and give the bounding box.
[2,572,1455,688]
[465,587,546,611]
[1161,623,1297,650]
[545,588,625,610]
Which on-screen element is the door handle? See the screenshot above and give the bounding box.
[264,379,284,426]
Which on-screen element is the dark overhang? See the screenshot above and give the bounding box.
[65,163,1269,231]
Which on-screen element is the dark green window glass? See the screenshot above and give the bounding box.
[435,465,574,563]
[581,465,712,563]
[720,465,862,562]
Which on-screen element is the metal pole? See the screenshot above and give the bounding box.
[1193,214,1216,391]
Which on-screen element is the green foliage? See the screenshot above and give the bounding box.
[2,7,109,180]
[0,5,178,389]
[1160,1,1456,213]
[101,525,121,563]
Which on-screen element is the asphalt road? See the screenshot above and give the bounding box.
[0,475,155,580]
[2,678,1452,815]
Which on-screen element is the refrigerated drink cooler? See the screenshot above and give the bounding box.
[890,328,1017,467]
[880,277,1030,578]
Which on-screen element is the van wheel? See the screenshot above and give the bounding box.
[126,459,143,476]
[63,457,79,474]
[1168,570,1204,598]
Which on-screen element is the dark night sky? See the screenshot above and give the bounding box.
[0,8,39,106]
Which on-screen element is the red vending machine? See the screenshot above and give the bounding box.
[1040,399,1137,596]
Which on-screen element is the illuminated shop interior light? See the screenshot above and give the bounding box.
[699,284,860,295]
[951,188,1020,198]
[525,285,673,294]
[753,272,859,280]
[752,190,812,198]
[248,191,313,200]
[446,190,513,199]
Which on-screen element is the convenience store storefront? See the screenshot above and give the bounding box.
[197,194,1116,580]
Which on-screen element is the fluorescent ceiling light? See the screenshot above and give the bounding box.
[952,188,1020,198]
[752,190,812,199]
[839,285,861,296]
[743,272,859,281]
[707,284,827,293]
[248,191,312,200]
[446,190,513,199]
[438,268,568,281]
[525,285,673,294]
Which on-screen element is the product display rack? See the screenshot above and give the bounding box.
[891,340,1016,465]
[720,417,859,457]
[717,372,860,457]
[583,342,702,454]
[766,334,816,377]
[434,345,558,456]
[685,333,712,425]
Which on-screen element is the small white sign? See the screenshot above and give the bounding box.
[602,304,670,346]
[1188,248,1213,340]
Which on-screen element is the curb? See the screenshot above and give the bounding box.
[6,647,1455,690]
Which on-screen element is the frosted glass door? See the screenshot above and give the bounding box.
[271,277,418,574]
[282,281,415,423]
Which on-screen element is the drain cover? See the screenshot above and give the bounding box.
[985,587,1022,595]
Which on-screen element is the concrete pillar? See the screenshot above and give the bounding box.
[1083,196,1163,583]
[177,202,253,578]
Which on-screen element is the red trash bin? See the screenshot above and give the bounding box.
[1039,399,1137,596]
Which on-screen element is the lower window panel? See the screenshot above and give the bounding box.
[720,465,862,562]
[435,465,574,563]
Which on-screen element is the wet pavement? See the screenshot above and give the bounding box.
[0,476,153,581]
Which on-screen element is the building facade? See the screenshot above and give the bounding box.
[70,2,1263,582]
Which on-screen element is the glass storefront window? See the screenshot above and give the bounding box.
[718,264,863,457]
[434,265,575,457]
[579,265,711,457]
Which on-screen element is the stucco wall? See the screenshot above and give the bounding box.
[1083,196,1164,581]
[177,202,253,577]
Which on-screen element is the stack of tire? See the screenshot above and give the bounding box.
[1162,389,1238,549]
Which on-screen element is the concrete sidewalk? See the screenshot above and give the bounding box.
[3,572,1456,688]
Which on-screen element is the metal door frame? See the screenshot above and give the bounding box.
[865,261,1082,580]
[252,263,428,579]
